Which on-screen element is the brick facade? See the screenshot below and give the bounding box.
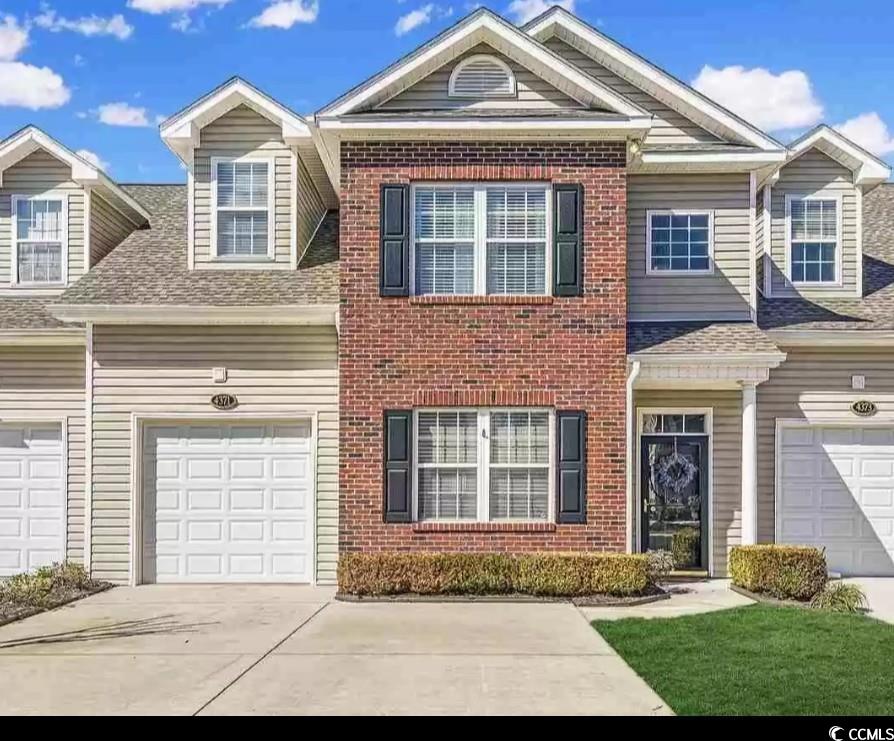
[339,141,628,553]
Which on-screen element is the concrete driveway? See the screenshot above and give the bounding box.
[846,578,894,624]
[0,586,670,716]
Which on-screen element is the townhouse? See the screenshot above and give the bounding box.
[1,6,892,585]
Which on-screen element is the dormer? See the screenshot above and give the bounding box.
[161,78,337,271]
[0,126,148,296]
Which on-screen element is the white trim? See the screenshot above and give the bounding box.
[290,150,299,271]
[0,329,85,346]
[625,361,641,554]
[631,351,787,367]
[636,407,714,576]
[210,155,276,262]
[784,192,844,288]
[316,116,653,134]
[83,187,91,274]
[766,329,894,347]
[855,186,864,299]
[48,304,340,326]
[749,173,757,320]
[10,192,69,288]
[740,382,757,545]
[83,323,93,572]
[448,54,517,98]
[187,167,195,271]
[762,184,773,297]
[787,125,891,186]
[645,209,714,277]
[129,412,319,587]
[637,150,787,167]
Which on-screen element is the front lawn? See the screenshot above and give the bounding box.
[594,604,894,716]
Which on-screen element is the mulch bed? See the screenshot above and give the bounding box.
[336,586,669,607]
[0,583,113,629]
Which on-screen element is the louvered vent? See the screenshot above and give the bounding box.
[449,55,517,98]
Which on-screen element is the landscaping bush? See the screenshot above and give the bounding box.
[729,545,827,601]
[338,552,652,597]
[0,562,95,608]
[811,582,867,613]
[647,550,675,583]
[671,528,701,569]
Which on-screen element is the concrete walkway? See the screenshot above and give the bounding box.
[0,586,671,716]
[582,580,754,622]
[846,578,894,624]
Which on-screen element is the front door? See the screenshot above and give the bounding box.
[640,435,709,570]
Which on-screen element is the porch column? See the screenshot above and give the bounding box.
[741,382,758,545]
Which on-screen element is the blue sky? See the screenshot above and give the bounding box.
[0,0,891,182]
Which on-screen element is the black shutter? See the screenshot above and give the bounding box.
[383,410,413,523]
[553,184,583,297]
[380,184,410,297]
[556,411,587,524]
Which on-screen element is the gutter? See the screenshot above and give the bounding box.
[626,360,642,554]
[0,328,86,346]
[767,329,894,348]
[48,304,340,327]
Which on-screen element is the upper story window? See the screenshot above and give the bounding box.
[212,158,273,260]
[12,194,66,286]
[412,184,549,296]
[448,55,517,98]
[788,196,838,284]
[646,211,713,275]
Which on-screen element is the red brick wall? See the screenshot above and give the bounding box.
[339,141,628,554]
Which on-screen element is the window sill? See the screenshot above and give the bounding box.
[412,522,557,534]
[410,295,555,306]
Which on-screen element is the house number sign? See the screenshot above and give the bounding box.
[851,400,878,418]
[211,393,239,411]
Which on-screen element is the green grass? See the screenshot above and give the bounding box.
[594,605,894,716]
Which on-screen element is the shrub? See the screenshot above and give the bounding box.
[811,582,867,613]
[671,528,700,569]
[729,545,827,601]
[647,550,675,583]
[0,562,94,607]
[338,552,652,597]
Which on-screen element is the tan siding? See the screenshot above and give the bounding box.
[296,152,326,257]
[755,185,765,292]
[758,347,894,545]
[378,45,583,111]
[628,174,753,321]
[0,346,86,562]
[768,149,859,296]
[0,150,85,291]
[545,38,720,145]
[90,193,136,266]
[636,391,742,575]
[90,325,339,585]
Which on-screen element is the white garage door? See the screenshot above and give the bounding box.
[0,425,66,577]
[778,425,894,576]
[142,422,314,584]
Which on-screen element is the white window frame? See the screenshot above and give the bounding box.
[645,209,715,276]
[210,155,276,262]
[11,192,69,288]
[409,182,553,297]
[448,54,518,99]
[412,408,555,523]
[785,193,843,287]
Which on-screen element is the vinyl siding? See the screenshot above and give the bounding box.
[89,193,137,267]
[756,185,765,293]
[635,391,742,576]
[768,149,859,296]
[296,152,326,259]
[0,150,85,292]
[545,37,720,145]
[90,325,339,585]
[757,347,894,545]
[628,174,753,321]
[377,45,584,111]
[0,346,86,562]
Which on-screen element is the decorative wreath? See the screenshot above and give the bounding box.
[654,451,699,495]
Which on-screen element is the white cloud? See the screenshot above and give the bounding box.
[76,149,110,171]
[127,0,230,12]
[0,15,29,61]
[835,112,894,157]
[248,1,319,29]
[96,102,153,127]
[691,65,824,132]
[506,0,574,25]
[395,4,435,36]
[34,8,134,40]
[0,62,70,109]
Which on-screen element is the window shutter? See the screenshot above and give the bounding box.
[553,184,583,297]
[383,410,413,523]
[380,184,410,297]
[556,411,587,524]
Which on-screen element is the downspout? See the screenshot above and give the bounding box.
[625,360,642,554]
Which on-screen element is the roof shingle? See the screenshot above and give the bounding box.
[628,321,781,356]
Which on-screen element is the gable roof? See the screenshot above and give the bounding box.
[786,125,891,186]
[524,6,783,151]
[317,8,649,119]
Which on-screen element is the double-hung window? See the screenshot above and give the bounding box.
[789,196,838,284]
[646,211,713,275]
[412,184,549,296]
[213,158,273,260]
[415,409,552,522]
[13,195,66,286]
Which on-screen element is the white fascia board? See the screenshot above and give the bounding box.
[49,304,340,326]
[630,351,787,368]
[767,329,894,347]
[640,150,787,166]
[0,329,86,346]
[789,126,892,185]
[317,116,653,135]
[525,10,782,151]
[319,11,647,118]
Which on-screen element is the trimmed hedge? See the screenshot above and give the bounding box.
[729,545,828,601]
[338,552,652,597]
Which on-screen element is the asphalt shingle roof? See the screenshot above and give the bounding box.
[628,321,781,356]
[0,298,68,330]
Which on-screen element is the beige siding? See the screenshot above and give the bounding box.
[628,174,753,321]
[296,152,326,257]
[635,391,742,575]
[758,347,894,545]
[545,37,720,145]
[90,325,339,585]
[378,45,583,111]
[0,346,86,562]
[0,150,85,292]
[755,185,765,293]
[89,193,137,267]
[768,149,859,296]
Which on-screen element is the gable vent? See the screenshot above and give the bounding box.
[448,55,517,98]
